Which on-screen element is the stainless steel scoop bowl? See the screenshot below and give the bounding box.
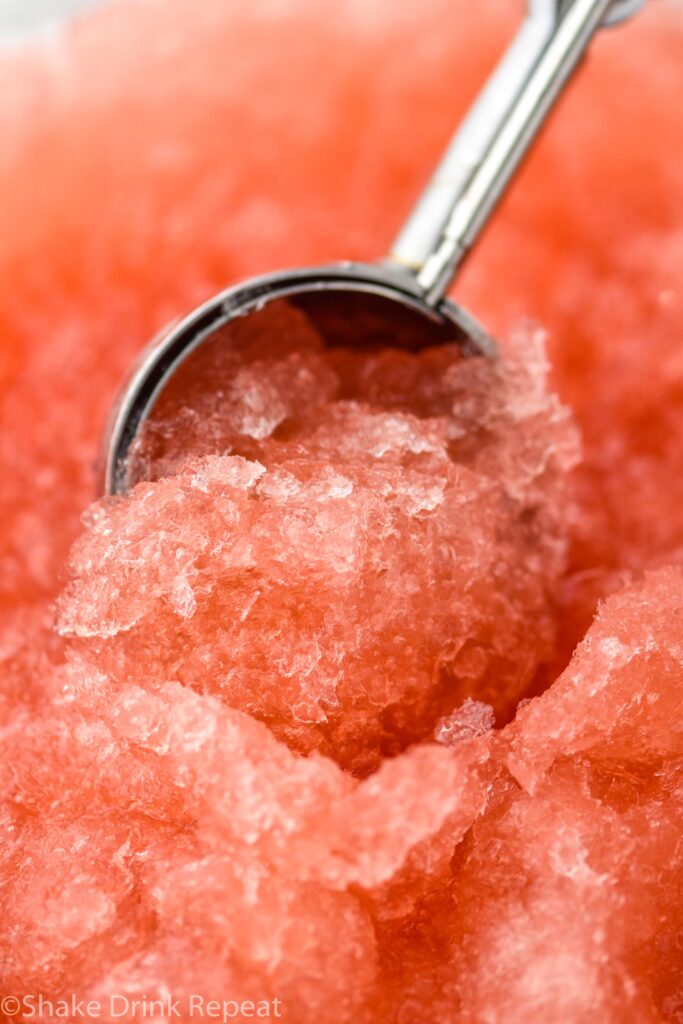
[102,0,643,495]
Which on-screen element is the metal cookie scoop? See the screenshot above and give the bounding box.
[102,0,643,495]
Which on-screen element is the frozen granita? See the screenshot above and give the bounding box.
[0,1,682,1022]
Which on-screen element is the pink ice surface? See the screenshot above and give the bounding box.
[0,0,682,1021]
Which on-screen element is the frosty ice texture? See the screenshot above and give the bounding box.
[0,0,682,1021]
[58,304,575,772]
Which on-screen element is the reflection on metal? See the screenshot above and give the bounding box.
[101,0,645,495]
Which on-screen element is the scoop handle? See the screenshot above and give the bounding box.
[388,0,643,305]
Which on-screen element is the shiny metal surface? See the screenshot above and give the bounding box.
[391,0,644,299]
[600,0,646,26]
[102,0,644,496]
[102,262,493,494]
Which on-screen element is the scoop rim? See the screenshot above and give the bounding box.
[100,261,495,496]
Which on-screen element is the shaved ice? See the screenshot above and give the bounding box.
[0,1,682,1022]
[60,307,575,772]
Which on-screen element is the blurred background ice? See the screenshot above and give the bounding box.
[0,0,101,38]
